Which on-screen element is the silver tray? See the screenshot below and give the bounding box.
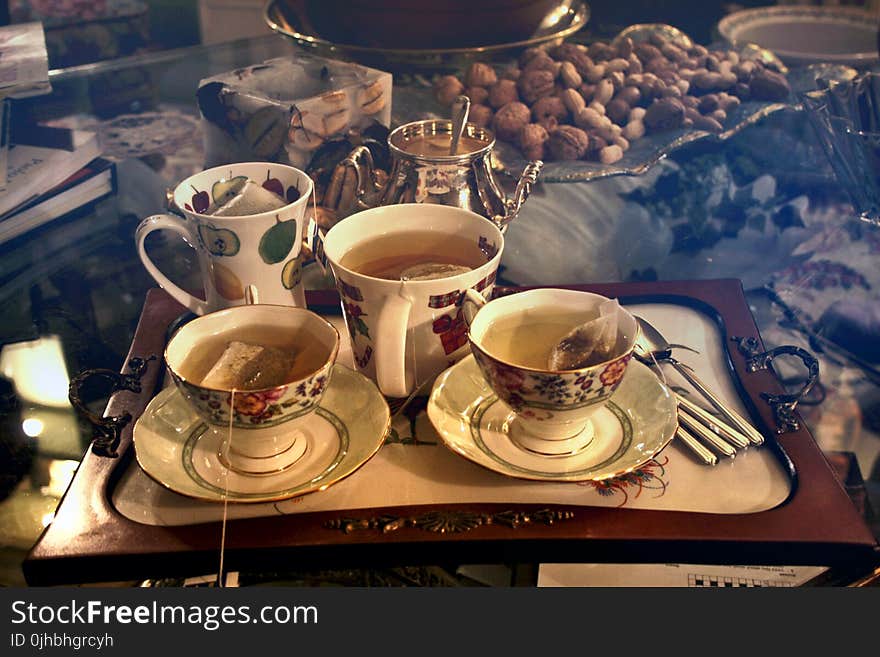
[263,0,590,74]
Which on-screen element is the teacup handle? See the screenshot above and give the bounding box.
[136,214,211,316]
[461,288,488,326]
[374,293,412,398]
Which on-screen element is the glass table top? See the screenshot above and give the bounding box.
[0,31,878,587]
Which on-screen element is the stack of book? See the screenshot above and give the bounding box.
[0,23,116,246]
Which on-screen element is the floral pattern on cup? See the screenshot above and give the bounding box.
[471,346,634,416]
[171,364,333,429]
[337,277,373,369]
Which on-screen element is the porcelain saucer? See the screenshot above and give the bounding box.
[134,364,390,503]
[428,356,677,482]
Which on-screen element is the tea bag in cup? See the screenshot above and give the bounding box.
[208,178,288,216]
[201,340,298,390]
[136,162,314,314]
[548,298,622,370]
[400,263,473,281]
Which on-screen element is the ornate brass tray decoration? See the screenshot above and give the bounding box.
[326,508,576,534]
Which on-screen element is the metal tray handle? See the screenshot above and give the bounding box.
[732,337,820,434]
[68,356,156,458]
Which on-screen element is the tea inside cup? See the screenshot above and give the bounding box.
[467,289,638,457]
[164,304,340,476]
[321,203,503,398]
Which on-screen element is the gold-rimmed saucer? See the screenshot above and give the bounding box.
[427,355,677,482]
[133,364,390,503]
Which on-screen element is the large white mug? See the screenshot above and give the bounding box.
[321,203,504,397]
[136,162,314,315]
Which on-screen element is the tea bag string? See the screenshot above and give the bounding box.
[217,387,235,588]
[645,350,668,386]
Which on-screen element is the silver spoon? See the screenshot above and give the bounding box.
[634,316,764,446]
[449,95,470,156]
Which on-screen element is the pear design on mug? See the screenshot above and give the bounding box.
[212,262,244,300]
[259,213,297,264]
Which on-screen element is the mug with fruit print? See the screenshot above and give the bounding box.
[136,162,314,315]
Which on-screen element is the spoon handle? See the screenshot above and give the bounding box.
[449,95,470,156]
[669,359,765,445]
[676,426,718,466]
[675,394,751,449]
[678,407,736,458]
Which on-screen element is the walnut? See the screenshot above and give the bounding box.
[433,75,464,106]
[500,66,521,81]
[487,79,519,109]
[547,125,590,161]
[465,86,489,105]
[517,69,555,104]
[605,98,630,125]
[531,96,568,123]
[469,104,494,128]
[522,53,561,77]
[644,97,686,132]
[518,47,547,68]
[518,123,549,160]
[465,62,498,87]
[537,115,559,134]
[492,101,531,141]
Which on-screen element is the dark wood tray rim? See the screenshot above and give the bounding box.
[23,279,880,585]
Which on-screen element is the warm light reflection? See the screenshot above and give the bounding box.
[40,512,55,528]
[21,418,44,437]
[541,3,570,29]
[0,335,71,407]
[40,459,79,498]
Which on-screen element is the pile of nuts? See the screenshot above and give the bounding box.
[433,33,791,164]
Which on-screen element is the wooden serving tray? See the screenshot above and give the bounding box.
[23,279,879,585]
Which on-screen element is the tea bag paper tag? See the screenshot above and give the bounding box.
[307,190,329,275]
[548,298,621,370]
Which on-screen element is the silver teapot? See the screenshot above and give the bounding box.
[340,118,543,231]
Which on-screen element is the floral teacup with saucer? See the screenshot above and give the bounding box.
[463,288,639,457]
[163,304,339,477]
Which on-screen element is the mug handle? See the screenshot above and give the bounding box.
[136,214,211,316]
[461,288,488,326]
[373,293,412,398]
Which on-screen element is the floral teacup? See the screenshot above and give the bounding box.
[164,304,339,475]
[464,288,639,456]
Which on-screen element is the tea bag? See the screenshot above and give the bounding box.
[400,263,472,281]
[548,298,621,370]
[209,179,287,216]
[201,340,297,390]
